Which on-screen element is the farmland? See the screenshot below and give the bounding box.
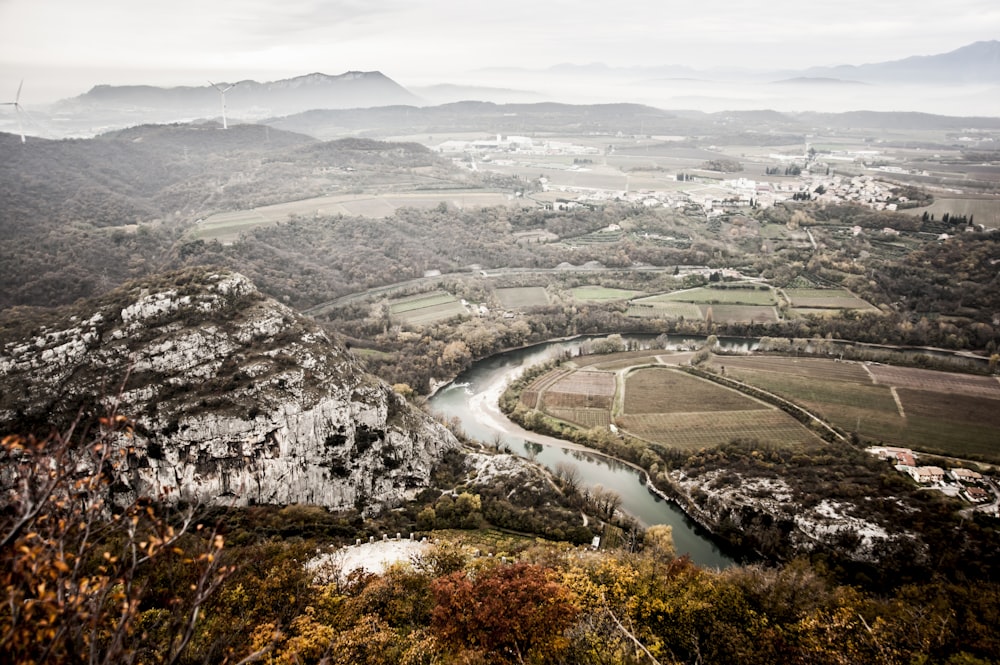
[193,189,518,243]
[702,304,780,324]
[642,285,777,306]
[388,291,466,326]
[618,410,817,449]
[495,287,550,309]
[520,359,822,450]
[514,349,1000,460]
[570,286,643,302]
[709,356,1000,462]
[784,288,879,312]
[627,285,777,323]
[623,368,768,414]
[903,197,1000,228]
[627,301,703,320]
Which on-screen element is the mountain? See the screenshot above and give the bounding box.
[265,101,696,139]
[0,269,459,511]
[410,84,544,105]
[801,40,1000,84]
[52,71,422,121]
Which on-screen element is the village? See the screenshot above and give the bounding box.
[434,132,960,224]
[867,445,1000,516]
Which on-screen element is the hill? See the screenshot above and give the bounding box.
[0,268,459,511]
[54,71,420,120]
[0,126,457,309]
[803,40,1000,84]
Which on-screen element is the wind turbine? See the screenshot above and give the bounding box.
[2,80,25,143]
[208,80,236,129]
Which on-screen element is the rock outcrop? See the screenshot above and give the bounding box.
[0,269,459,512]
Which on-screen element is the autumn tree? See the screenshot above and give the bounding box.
[0,416,235,665]
[431,562,579,662]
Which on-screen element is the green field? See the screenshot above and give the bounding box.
[623,368,767,414]
[523,352,1000,461]
[389,291,466,326]
[637,286,777,306]
[523,362,821,450]
[495,287,550,309]
[570,286,643,302]
[193,190,518,243]
[903,197,1000,229]
[627,302,703,320]
[784,288,878,311]
[710,356,1000,462]
[700,304,779,324]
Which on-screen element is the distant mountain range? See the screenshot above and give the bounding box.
[799,40,1000,84]
[53,71,421,119]
[482,40,1000,85]
[4,40,994,139]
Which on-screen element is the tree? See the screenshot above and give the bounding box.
[554,461,582,495]
[431,563,578,662]
[643,525,676,558]
[0,416,235,665]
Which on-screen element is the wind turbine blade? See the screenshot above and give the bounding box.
[15,105,24,143]
[15,80,23,104]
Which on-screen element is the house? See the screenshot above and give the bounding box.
[868,446,915,467]
[963,487,991,503]
[908,466,946,484]
[950,468,984,484]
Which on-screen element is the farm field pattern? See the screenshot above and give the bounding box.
[524,359,822,449]
[521,352,1000,461]
[710,356,1000,461]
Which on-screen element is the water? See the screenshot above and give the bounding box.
[428,335,738,568]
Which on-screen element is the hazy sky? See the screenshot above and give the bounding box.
[1,0,997,102]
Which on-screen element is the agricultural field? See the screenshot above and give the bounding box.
[193,190,516,243]
[627,301,703,320]
[570,286,643,302]
[623,368,768,414]
[700,304,779,324]
[866,364,1000,400]
[563,229,626,246]
[784,288,878,312]
[388,291,466,326]
[546,407,613,430]
[628,285,779,322]
[538,371,616,411]
[618,410,818,450]
[639,286,777,306]
[522,361,821,449]
[708,356,1000,462]
[569,350,671,369]
[902,197,1000,228]
[495,287,550,309]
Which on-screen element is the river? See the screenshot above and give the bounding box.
[428,335,740,569]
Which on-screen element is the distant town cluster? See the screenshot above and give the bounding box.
[868,446,998,513]
[436,135,952,220]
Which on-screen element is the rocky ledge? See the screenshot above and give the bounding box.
[0,269,459,512]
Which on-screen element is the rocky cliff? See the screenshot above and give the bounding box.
[0,269,459,512]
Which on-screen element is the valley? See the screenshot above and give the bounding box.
[2,94,1000,663]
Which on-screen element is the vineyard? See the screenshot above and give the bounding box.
[389,291,466,326]
[710,356,1000,461]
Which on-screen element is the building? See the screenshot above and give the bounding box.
[868,446,916,467]
[908,466,946,484]
[950,468,984,484]
[963,486,991,503]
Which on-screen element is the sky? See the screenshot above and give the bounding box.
[0,0,998,103]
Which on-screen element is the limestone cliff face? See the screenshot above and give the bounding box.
[0,270,459,512]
